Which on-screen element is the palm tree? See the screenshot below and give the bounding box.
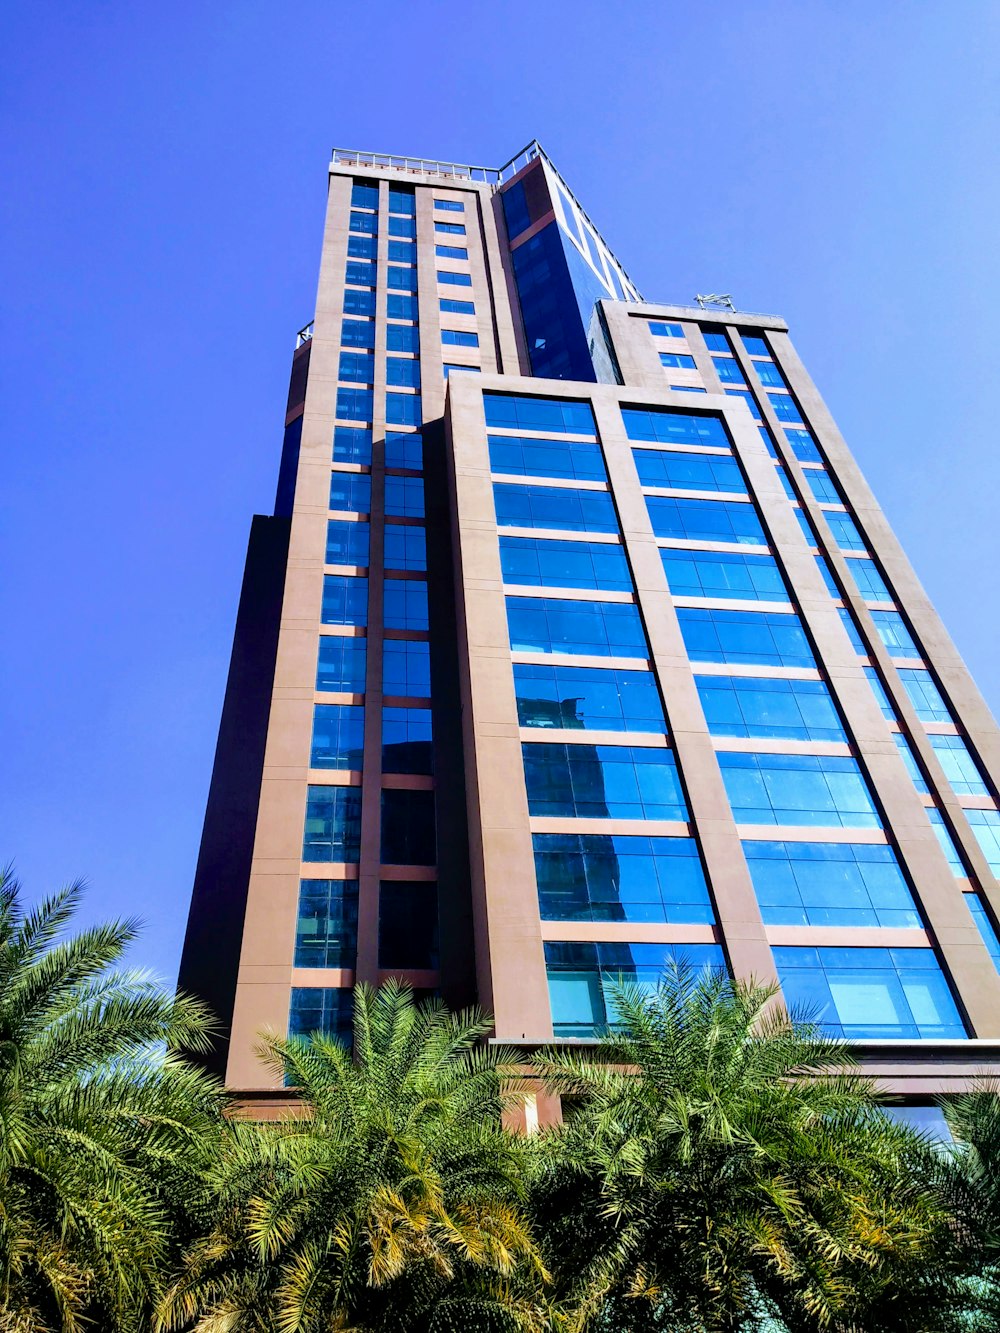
[530,964,960,1333]
[159,982,552,1333]
[0,866,223,1333]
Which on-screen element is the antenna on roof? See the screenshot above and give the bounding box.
[694,294,737,311]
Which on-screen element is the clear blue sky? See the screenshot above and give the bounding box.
[2,2,998,984]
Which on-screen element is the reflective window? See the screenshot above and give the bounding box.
[744,841,919,928]
[929,808,966,875]
[622,407,728,447]
[785,429,822,463]
[387,358,421,389]
[333,426,372,465]
[647,496,765,545]
[310,704,365,770]
[838,607,866,654]
[434,198,464,211]
[929,734,989,796]
[968,895,1000,971]
[435,220,466,235]
[803,468,842,505]
[484,393,596,435]
[316,635,367,694]
[385,431,423,470]
[523,743,687,821]
[442,329,479,347]
[349,210,377,234]
[494,482,618,533]
[382,706,432,774]
[385,475,424,518]
[387,266,417,292]
[388,215,416,238]
[507,596,648,658]
[379,883,439,969]
[815,555,840,596]
[435,244,468,260]
[387,324,420,353]
[438,270,473,287]
[514,663,664,732]
[326,519,369,567]
[500,536,631,591]
[345,260,376,287]
[351,181,378,210]
[388,239,416,263]
[534,833,711,923]
[322,576,368,626]
[289,988,354,1043]
[440,297,475,315]
[677,607,815,668]
[966,809,1000,875]
[719,751,881,827]
[381,789,436,865]
[724,388,761,420]
[742,335,770,357]
[294,880,358,968]
[826,511,866,551]
[758,425,780,458]
[302,786,362,862]
[894,733,929,793]
[775,466,797,500]
[329,474,371,514]
[383,638,431,698]
[870,610,920,660]
[384,523,426,571]
[488,434,606,482]
[347,234,376,260]
[649,320,684,338]
[773,946,965,1039]
[713,357,746,385]
[545,941,726,1037]
[388,187,415,214]
[386,393,421,427]
[865,666,898,721]
[336,387,373,422]
[659,352,697,370]
[768,392,803,424]
[383,578,428,630]
[661,548,788,601]
[341,318,375,349]
[387,293,418,320]
[343,289,376,317]
[696,675,845,742]
[634,448,745,494]
[701,330,730,352]
[847,558,891,602]
[754,361,786,388]
[899,669,950,723]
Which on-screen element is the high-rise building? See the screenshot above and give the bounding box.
[179,142,1000,1111]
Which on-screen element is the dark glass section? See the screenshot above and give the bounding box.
[379,882,439,968]
[289,987,354,1043]
[294,879,359,967]
[507,222,597,381]
[533,833,713,923]
[381,789,437,865]
[522,742,687,821]
[382,706,433,774]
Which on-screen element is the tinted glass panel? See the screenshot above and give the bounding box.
[848,558,892,602]
[382,638,431,697]
[514,663,664,732]
[316,635,367,693]
[870,610,921,660]
[523,743,687,820]
[321,576,368,626]
[379,883,439,968]
[386,324,420,353]
[341,319,375,349]
[967,810,1000,875]
[696,675,845,742]
[785,429,822,462]
[289,988,354,1043]
[294,880,358,968]
[336,388,374,422]
[385,475,424,518]
[745,841,919,928]
[333,426,372,465]
[387,357,421,389]
[385,431,423,470]
[381,789,436,865]
[534,833,712,923]
[500,536,631,591]
[677,608,815,668]
[329,474,371,514]
[661,549,788,601]
[633,449,745,494]
[383,579,428,630]
[310,705,365,769]
[826,512,866,551]
[488,434,606,481]
[484,393,597,435]
[343,289,376,317]
[326,520,369,567]
[719,752,881,827]
[929,734,989,796]
[386,393,421,427]
[302,786,362,862]
[384,524,426,571]
[494,482,618,533]
[507,596,648,658]
[622,408,728,447]
[382,706,432,774]
[646,496,765,545]
[351,182,378,209]
[899,669,951,723]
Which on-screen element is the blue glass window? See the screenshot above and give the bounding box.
[677,608,815,668]
[545,941,726,1037]
[768,392,803,424]
[435,220,466,235]
[742,335,770,357]
[826,512,866,551]
[338,351,374,384]
[379,882,439,969]
[316,635,367,693]
[894,733,929,793]
[792,509,817,547]
[713,357,746,385]
[744,841,920,928]
[696,675,845,742]
[347,234,376,260]
[440,297,475,315]
[385,432,423,470]
[386,393,421,427]
[384,476,424,518]
[929,808,965,875]
[803,468,842,505]
[310,704,365,770]
[719,752,881,828]
[345,260,376,287]
[899,669,950,723]
[384,578,428,631]
[523,742,687,821]
[332,426,372,466]
[443,364,480,378]
[387,324,420,353]
[329,474,371,515]
[388,215,416,238]
[488,434,606,482]
[754,361,785,388]
[387,266,417,292]
[865,666,898,721]
[336,388,373,422]
[647,496,765,545]
[388,188,415,214]
[724,388,761,420]
[622,408,728,447]
[294,881,358,968]
[848,558,892,602]
[773,946,964,1039]
[322,576,368,626]
[438,270,472,287]
[485,394,596,436]
[649,321,684,338]
[343,288,375,317]
[785,429,822,463]
[507,596,648,658]
[341,319,375,349]
[968,896,1000,970]
[870,610,920,660]
[387,293,418,320]
[500,536,631,591]
[381,789,435,865]
[384,524,426,571]
[349,210,377,234]
[383,638,431,697]
[351,181,378,210]
[326,519,369,566]
[838,607,866,654]
[388,239,416,263]
[289,988,354,1043]
[929,734,989,796]
[634,448,745,494]
[442,329,479,347]
[534,834,711,924]
[302,786,362,862]
[435,244,468,259]
[434,198,464,212]
[514,663,664,732]
[659,352,697,370]
[661,548,788,601]
[702,330,730,352]
[815,555,840,596]
[494,482,618,534]
[382,706,432,774]
[774,466,796,501]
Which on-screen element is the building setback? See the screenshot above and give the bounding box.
[179,142,1000,1111]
